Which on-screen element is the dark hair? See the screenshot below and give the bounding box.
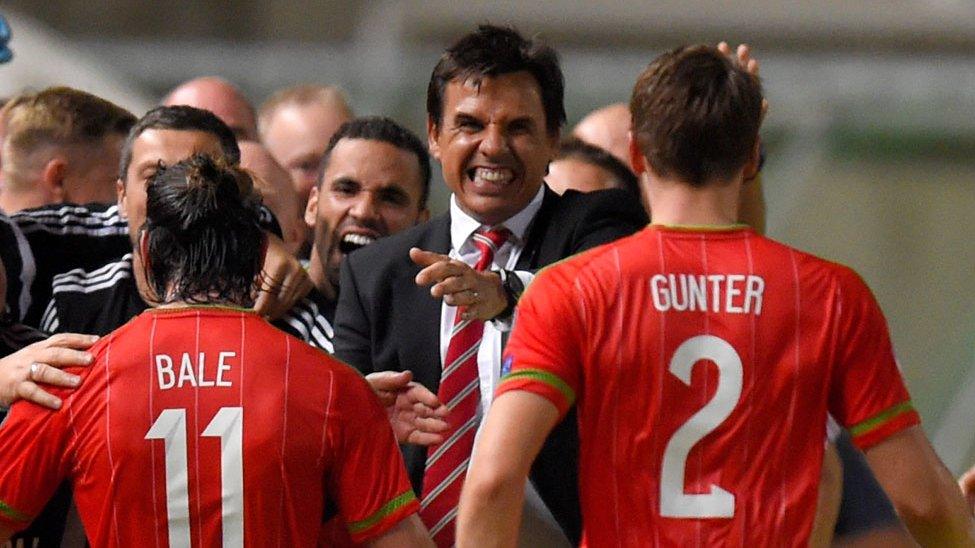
[427,24,565,135]
[119,105,240,181]
[557,138,640,197]
[630,45,763,187]
[319,116,432,208]
[143,154,265,306]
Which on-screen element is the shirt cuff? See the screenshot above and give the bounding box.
[489,270,535,331]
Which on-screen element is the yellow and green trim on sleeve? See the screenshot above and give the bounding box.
[496,368,576,418]
[0,499,30,526]
[849,400,921,450]
[346,489,419,543]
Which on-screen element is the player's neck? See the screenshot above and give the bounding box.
[154,300,246,310]
[155,290,250,310]
[0,185,49,214]
[131,251,159,306]
[646,176,742,227]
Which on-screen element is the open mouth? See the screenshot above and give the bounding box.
[465,166,515,189]
[338,232,377,254]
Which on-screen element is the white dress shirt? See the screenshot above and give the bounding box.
[439,185,570,548]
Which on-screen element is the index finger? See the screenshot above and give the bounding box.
[41,333,99,350]
[736,44,751,66]
[404,381,444,409]
[37,346,94,369]
[366,370,413,392]
[415,259,470,288]
[409,247,451,268]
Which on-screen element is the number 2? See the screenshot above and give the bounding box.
[660,335,743,518]
[145,407,244,547]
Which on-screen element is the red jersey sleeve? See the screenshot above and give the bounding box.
[828,268,920,449]
[0,396,74,532]
[497,262,586,419]
[326,367,419,544]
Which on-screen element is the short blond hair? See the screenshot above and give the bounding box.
[257,84,352,138]
[2,87,135,188]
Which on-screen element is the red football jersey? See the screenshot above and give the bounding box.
[0,307,418,546]
[498,225,919,546]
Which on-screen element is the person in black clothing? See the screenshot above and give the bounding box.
[0,250,97,548]
[0,212,33,323]
[0,220,92,411]
[544,137,640,197]
[35,106,306,337]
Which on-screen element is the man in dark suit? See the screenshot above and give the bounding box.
[333,25,647,547]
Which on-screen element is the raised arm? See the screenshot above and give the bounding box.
[253,234,312,320]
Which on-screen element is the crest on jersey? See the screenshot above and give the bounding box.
[501,355,513,377]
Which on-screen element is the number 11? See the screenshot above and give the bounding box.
[145,407,244,547]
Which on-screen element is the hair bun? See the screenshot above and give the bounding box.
[142,152,265,305]
[148,153,257,232]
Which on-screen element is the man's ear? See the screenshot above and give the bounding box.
[417,207,431,224]
[628,132,647,175]
[545,128,561,166]
[427,116,441,161]
[40,158,67,201]
[116,179,127,216]
[304,186,319,228]
[138,229,150,269]
[742,138,762,182]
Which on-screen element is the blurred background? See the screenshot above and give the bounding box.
[1,1,973,471]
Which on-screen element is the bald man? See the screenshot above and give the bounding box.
[239,142,305,256]
[258,85,353,207]
[574,101,766,233]
[546,138,640,197]
[161,76,258,141]
[571,102,631,167]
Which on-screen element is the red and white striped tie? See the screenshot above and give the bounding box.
[420,226,510,547]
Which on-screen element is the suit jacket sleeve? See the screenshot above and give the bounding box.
[565,187,649,255]
[334,253,374,374]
